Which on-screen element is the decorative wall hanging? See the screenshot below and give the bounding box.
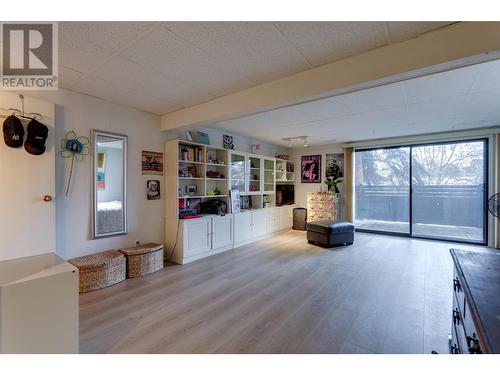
[60,130,89,196]
[141,150,163,175]
[223,134,234,150]
[301,155,321,183]
[146,180,161,200]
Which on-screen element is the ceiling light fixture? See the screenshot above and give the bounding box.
[282,135,309,148]
[303,136,308,147]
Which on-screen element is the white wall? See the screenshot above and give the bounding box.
[165,127,288,158]
[290,144,344,208]
[24,89,164,259]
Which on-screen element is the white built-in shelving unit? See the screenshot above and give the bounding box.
[164,139,295,265]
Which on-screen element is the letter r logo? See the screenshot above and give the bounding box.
[2,23,53,76]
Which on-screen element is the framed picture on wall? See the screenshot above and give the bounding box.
[146,180,160,200]
[326,153,344,180]
[301,155,321,183]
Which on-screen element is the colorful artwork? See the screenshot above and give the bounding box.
[142,150,163,175]
[301,155,321,183]
[60,130,89,196]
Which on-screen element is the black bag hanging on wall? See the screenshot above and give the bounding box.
[2,115,24,148]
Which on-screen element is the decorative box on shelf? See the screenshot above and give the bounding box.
[307,192,336,222]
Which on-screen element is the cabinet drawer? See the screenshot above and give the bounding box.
[462,298,483,354]
[450,324,462,354]
[453,268,466,315]
[452,294,468,353]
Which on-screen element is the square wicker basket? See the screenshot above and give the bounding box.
[118,243,164,278]
[69,250,126,293]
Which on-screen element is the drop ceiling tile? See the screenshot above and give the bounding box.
[272,22,390,67]
[469,58,500,93]
[161,22,311,84]
[93,56,215,107]
[459,88,500,119]
[120,26,256,97]
[59,22,155,52]
[72,75,181,115]
[407,96,468,125]
[57,65,84,88]
[386,22,454,43]
[403,64,481,104]
[58,31,113,73]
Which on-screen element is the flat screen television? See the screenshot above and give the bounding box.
[276,184,295,206]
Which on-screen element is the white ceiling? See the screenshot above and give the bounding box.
[208,58,500,147]
[58,21,454,115]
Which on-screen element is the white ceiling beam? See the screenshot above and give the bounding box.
[161,22,500,131]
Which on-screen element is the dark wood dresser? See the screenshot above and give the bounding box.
[450,248,500,354]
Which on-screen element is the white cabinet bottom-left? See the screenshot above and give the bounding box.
[0,253,79,353]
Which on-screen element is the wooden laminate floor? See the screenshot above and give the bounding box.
[79,230,480,354]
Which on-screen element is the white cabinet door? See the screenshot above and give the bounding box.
[279,205,293,230]
[183,218,211,258]
[229,151,247,194]
[266,208,280,233]
[234,211,252,243]
[252,209,267,237]
[211,215,233,249]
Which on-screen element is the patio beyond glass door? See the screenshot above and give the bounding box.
[411,140,486,243]
[355,139,487,244]
[355,147,410,234]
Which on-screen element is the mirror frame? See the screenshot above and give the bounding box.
[91,129,128,239]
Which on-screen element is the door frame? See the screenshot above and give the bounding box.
[354,138,489,245]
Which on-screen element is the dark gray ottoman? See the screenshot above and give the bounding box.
[306,220,355,247]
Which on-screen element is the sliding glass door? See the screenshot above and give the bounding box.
[355,139,487,244]
[355,147,410,234]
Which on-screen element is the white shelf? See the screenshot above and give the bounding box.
[206,178,227,181]
[206,163,227,167]
[179,160,205,165]
[179,177,204,180]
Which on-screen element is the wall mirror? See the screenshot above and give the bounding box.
[92,130,127,239]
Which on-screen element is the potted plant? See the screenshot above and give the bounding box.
[324,177,343,193]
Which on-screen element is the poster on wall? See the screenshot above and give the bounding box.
[146,180,161,200]
[326,153,344,180]
[141,150,163,175]
[223,134,234,150]
[301,155,321,183]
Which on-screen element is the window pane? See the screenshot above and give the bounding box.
[355,147,410,233]
[411,141,485,242]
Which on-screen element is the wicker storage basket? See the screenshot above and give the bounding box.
[69,250,126,293]
[118,243,164,278]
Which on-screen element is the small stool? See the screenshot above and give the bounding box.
[69,250,126,293]
[118,243,164,278]
[307,220,355,247]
